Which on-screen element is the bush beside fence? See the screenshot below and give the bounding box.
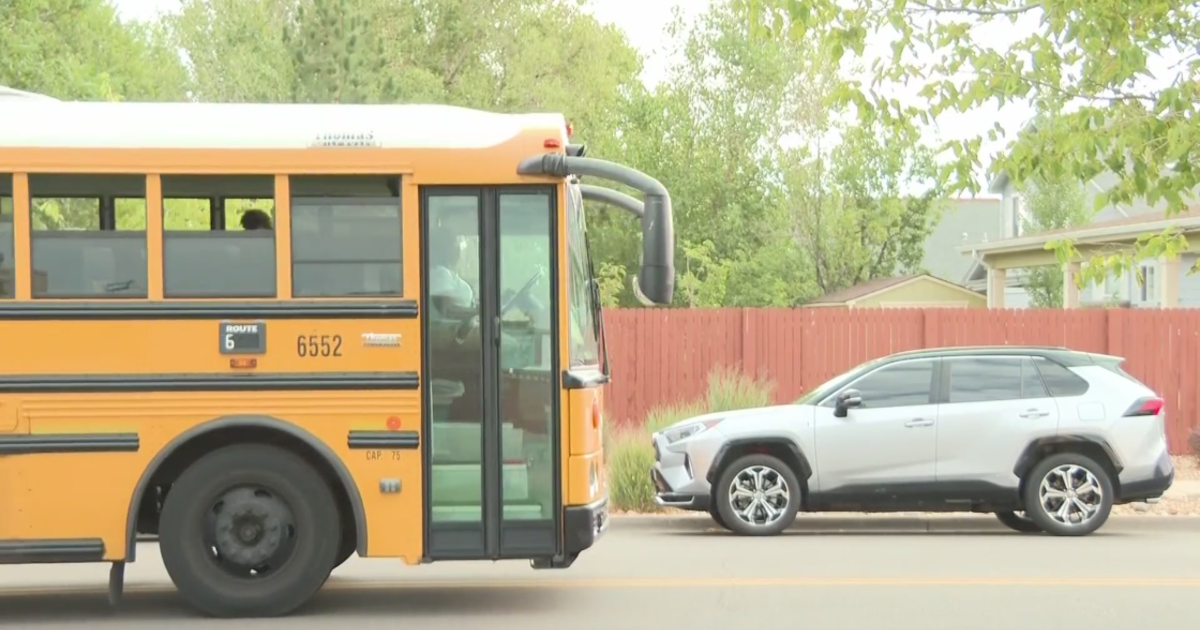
[606,366,776,512]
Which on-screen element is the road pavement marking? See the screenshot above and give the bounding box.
[3,575,1200,598]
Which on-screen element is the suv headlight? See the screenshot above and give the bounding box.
[662,418,723,444]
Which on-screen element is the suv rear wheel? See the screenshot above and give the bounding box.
[1022,452,1114,537]
[714,453,801,536]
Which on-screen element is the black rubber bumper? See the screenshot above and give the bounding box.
[1118,451,1175,503]
[563,496,610,555]
[650,466,710,511]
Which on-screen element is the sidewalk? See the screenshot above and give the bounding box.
[1164,479,1200,498]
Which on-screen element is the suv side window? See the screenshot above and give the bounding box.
[1033,356,1090,396]
[947,355,1051,403]
[844,359,936,408]
[1020,358,1049,398]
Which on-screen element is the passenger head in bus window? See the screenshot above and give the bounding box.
[429,226,475,314]
[240,209,273,230]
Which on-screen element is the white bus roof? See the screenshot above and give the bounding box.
[0,100,566,150]
[0,86,60,102]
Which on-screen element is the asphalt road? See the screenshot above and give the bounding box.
[3,515,1200,629]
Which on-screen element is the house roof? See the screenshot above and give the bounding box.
[807,274,984,305]
[987,171,1010,195]
[1031,207,1200,238]
[958,206,1200,256]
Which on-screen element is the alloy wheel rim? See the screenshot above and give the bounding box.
[727,465,790,527]
[1038,464,1103,526]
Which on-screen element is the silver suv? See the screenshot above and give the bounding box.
[650,346,1174,536]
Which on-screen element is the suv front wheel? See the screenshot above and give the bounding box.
[714,453,801,536]
[1022,452,1114,537]
[994,510,1041,533]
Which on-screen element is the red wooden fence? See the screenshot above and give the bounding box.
[602,307,1200,454]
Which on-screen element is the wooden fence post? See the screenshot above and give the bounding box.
[741,307,755,378]
[1107,308,1122,357]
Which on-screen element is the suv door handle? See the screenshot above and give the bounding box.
[904,418,934,428]
[1019,409,1049,419]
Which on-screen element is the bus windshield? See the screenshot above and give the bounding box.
[566,182,601,368]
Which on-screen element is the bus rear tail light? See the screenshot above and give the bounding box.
[1123,397,1164,417]
[591,399,601,429]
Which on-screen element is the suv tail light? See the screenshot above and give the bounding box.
[1123,396,1164,417]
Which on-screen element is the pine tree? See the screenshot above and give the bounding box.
[283,0,393,104]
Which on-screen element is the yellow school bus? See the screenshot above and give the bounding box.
[0,93,674,617]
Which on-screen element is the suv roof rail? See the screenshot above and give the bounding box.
[892,344,1072,356]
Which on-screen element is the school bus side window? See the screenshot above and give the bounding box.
[1,173,13,299]
[289,175,402,298]
[162,175,277,298]
[29,174,147,299]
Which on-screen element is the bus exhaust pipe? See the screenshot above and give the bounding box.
[518,154,674,306]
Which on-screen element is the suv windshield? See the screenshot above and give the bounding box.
[795,355,889,404]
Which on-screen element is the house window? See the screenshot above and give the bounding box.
[1010,195,1025,237]
[1103,270,1125,301]
[1140,262,1157,303]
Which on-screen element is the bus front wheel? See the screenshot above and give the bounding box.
[159,443,342,618]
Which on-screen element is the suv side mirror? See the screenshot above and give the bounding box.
[834,388,863,418]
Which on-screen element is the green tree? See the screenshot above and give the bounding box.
[588,0,835,307]
[747,0,1200,285]
[1019,170,1092,308]
[160,0,645,225]
[167,0,295,102]
[0,0,187,100]
[284,0,394,103]
[787,121,945,295]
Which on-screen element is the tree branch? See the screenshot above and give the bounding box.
[957,71,1159,105]
[910,1,1042,17]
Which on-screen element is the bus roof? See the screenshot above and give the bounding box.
[0,86,60,102]
[0,100,567,151]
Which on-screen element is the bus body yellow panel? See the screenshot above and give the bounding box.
[0,390,423,561]
[0,99,673,618]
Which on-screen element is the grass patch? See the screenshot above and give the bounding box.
[605,366,776,513]
[704,364,775,412]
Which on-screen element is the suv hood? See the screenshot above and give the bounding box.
[657,404,803,432]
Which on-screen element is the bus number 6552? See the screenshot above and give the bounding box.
[297,334,343,357]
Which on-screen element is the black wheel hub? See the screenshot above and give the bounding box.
[206,486,296,576]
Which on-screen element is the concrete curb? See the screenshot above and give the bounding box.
[131,514,1200,544]
[610,513,1200,533]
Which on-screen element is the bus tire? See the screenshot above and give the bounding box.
[159,443,341,618]
[333,535,356,570]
